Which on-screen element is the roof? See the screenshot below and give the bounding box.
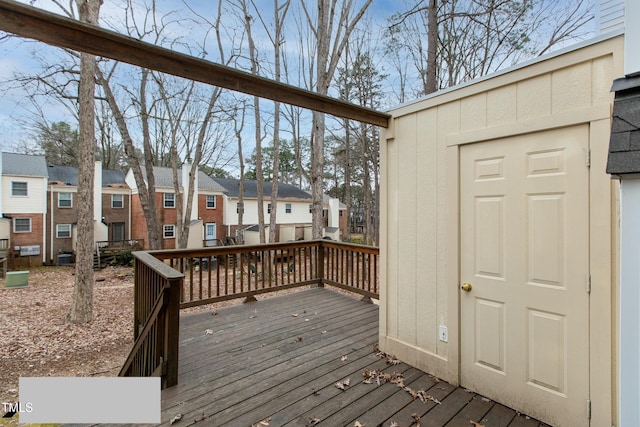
[606,75,640,176]
[146,166,227,192]
[213,178,312,200]
[2,152,48,177]
[48,164,126,187]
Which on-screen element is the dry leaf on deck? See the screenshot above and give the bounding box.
[389,422,399,427]
[354,422,365,427]
[258,418,271,426]
[170,414,182,425]
[335,378,351,390]
[291,313,299,317]
[306,417,321,426]
[470,421,485,427]
[341,355,348,361]
[204,329,213,336]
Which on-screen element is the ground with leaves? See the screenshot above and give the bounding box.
[0,266,135,407]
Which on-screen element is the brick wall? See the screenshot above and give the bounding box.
[102,193,129,240]
[198,194,224,240]
[9,213,45,268]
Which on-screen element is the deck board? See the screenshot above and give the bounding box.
[96,288,549,427]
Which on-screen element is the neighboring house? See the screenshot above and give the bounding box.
[606,0,640,424]
[1,152,48,266]
[379,19,627,427]
[46,162,130,264]
[126,165,226,250]
[213,178,317,242]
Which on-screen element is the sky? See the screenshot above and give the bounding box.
[0,0,599,157]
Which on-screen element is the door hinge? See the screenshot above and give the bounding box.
[586,149,591,167]
[587,275,591,294]
[587,398,592,419]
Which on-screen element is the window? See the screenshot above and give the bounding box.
[58,192,72,208]
[285,203,292,213]
[267,203,271,214]
[56,224,72,238]
[236,202,244,214]
[11,181,27,196]
[206,195,216,209]
[13,218,31,233]
[163,225,175,239]
[309,204,313,213]
[164,193,175,208]
[339,210,344,217]
[112,194,124,209]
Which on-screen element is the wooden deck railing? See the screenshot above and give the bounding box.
[96,239,144,251]
[120,240,378,388]
[119,251,182,388]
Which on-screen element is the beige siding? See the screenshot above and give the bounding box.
[2,176,47,214]
[380,35,623,426]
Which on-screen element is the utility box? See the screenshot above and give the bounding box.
[5,271,29,288]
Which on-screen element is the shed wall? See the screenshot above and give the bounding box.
[380,35,623,426]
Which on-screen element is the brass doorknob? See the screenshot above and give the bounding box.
[461,282,472,292]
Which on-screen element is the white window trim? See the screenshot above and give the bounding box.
[58,192,73,208]
[164,193,175,208]
[56,224,72,238]
[206,195,216,209]
[11,181,28,197]
[13,218,32,233]
[111,194,124,209]
[163,224,176,239]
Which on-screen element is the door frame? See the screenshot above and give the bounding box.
[448,118,615,426]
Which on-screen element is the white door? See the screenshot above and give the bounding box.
[204,223,217,245]
[460,126,590,427]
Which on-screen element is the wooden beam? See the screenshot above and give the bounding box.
[0,0,390,127]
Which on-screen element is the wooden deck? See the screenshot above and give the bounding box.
[113,288,548,427]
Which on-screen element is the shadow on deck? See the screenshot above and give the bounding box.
[112,288,548,427]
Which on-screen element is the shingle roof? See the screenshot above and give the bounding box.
[2,152,48,177]
[140,166,227,192]
[48,164,127,187]
[607,75,640,176]
[213,177,312,200]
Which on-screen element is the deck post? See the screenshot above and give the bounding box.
[164,277,181,388]
[316,241,325,288]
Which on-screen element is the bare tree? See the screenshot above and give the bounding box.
[388,0,593,96]
[68,0,101,324]
[300,0,373,238]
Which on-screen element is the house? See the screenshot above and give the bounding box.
[379,10,626,427]
[126,164,227,250]
[212,178,346,243]
[46,162,131,265]
[605,0,640,425]
[1,152,48,267]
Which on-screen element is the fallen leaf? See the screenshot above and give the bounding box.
[411,413,421,426]
[211,311,217,316]
[295,336,304,342]
[306,417,321,426]
[341,355,348,361]
[335,378,351,390]
[170,414,182,425]
[321,330,327,334]
[389,423,399,427]
[481,397,491,402]
[354,422,365,427]
[469,422,485,427]
[259,418,271,426]
[291,313,299,317]
[204,329,213,335]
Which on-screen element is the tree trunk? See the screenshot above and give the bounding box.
[69,0,101,324]
[425,0,438,94]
